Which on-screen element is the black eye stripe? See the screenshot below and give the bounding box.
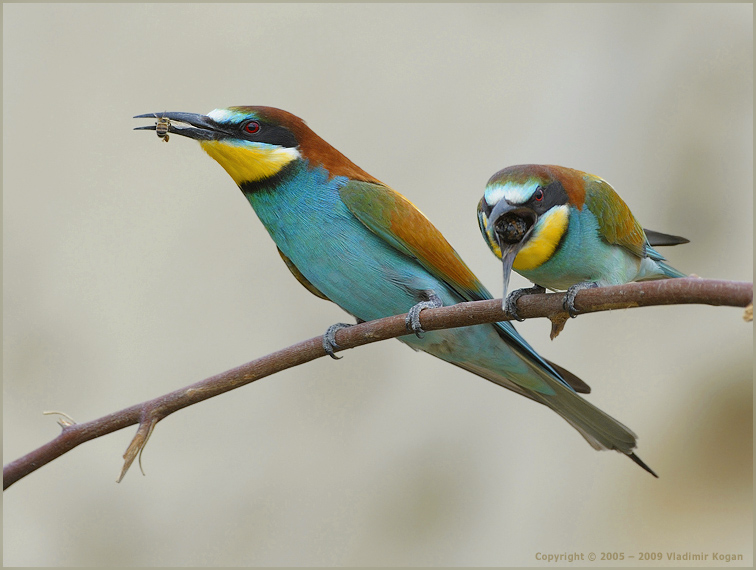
[235,121,299,148]
[529,181,568,213]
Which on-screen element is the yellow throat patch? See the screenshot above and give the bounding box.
[199,140,299,186]
[513,205,569,271]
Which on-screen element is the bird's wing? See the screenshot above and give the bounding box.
[339,180,491,302]
[584,176,647,259]
[339,180,586,393]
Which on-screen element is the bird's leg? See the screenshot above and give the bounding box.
[322,319,363,360]
[504,284,546,321]
[405,291,443,338]
[564,281,599,317]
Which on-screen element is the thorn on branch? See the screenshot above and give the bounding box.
[42,411,77,429]
[117,413,160,483]
[548,313,570,340]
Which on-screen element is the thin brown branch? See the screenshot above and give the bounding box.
[4,278,752,490]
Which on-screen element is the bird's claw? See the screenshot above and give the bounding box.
[405,293,443,338]
[322,323,353,359]
[504,284,546,321]
[563,282,598,317]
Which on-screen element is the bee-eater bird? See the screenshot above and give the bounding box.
[477,164,688,319]
[135,108,656,476]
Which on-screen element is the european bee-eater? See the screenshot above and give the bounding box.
[135,108,656,476]
[477,164,688,318]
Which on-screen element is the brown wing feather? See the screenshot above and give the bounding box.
[583,175,646,258]
[339,181,490,302]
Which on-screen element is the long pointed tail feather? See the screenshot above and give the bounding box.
[460,360,656,476]
[644,228,689,247]
[536,382,657,475]
[628,452,659,478]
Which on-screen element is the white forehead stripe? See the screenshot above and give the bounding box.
[207,108,248,123]
[485,181,540,206]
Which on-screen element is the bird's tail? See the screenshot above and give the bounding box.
[656,260,687,279]
[459,360,657,477]
[644,243,687,279]
[528,377,658,477]
[643,228,689,247]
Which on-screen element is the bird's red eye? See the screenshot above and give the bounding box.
[534,188,544,202]
[243,121,260,134]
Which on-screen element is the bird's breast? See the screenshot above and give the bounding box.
[516,207,643,289]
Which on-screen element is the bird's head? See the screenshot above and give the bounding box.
[477,164,586,295]
[135,106,377,188]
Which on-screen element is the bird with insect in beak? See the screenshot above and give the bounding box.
[477,164,688,320]
[134,109,659,476]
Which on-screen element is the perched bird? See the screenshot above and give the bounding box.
[135,108,656,476]
[477,164,688,318]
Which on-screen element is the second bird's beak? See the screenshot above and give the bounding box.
[486,200,537,305]
[134,112,228,140]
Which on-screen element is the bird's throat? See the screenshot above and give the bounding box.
[200,140,300,186]
[513,205,569,271]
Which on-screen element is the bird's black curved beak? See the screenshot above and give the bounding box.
[133,112,227,141]
[486,200,537,303]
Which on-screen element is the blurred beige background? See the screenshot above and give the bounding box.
[3,3,752,567]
